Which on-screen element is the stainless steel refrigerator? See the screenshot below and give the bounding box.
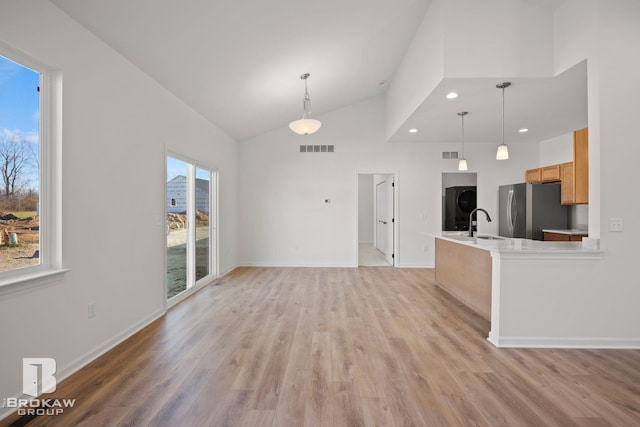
[498,182,568,240]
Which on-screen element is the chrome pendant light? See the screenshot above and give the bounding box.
[289,73,322,135]
[457,112,468,171]
[496,82,511,160]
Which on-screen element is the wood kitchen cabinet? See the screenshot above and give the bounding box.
[560,162,574,205]
[560,128,588,204]
[526,165,561,183]
[525,168,542,183]
[541,164,561,182]
[525,128,588,204]
[574,128,588,203]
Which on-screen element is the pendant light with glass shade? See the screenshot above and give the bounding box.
[457,111,469,171]
[289,73,322,135]
[496,82,511,160]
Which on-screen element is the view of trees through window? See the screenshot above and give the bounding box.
[0,54,41,272]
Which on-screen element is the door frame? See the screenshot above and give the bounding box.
[164,149,220,308]
[355,171,399,267]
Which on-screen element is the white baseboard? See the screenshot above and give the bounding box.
[488,333,640,349]
[0,308,166,422]
[56,308,166,382]
[396,264,434,269]
[219,264,239,277]
[238,262,355,268]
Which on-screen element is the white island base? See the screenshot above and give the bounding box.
[431,233,626,348]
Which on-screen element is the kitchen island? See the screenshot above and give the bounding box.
[431,232,602,348]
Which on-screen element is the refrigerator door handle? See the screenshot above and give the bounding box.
[511,190,518,234]
[507,189,515,236]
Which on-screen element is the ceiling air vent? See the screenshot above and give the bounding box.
[300,145,335,153]
[442,151,459,159]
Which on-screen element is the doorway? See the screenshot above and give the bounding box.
[357,173,395,266]
[442,172,477,232]
[166,154,218,303]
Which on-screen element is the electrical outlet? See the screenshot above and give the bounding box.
[88,303,96,319]
[609,218,623,232]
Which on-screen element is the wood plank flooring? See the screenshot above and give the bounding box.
[3,267,640,426]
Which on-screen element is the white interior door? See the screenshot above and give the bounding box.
[376,182,387,254]
[384,177,394,265]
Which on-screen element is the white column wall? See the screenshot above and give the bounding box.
[486,0,640,346]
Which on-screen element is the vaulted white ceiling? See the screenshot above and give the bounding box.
[50,0,576,143]
[51,0,432,141]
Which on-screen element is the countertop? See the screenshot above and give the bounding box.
[428,231,601,256]
[542,229,588,235]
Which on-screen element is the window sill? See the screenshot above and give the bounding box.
[0,268,70,296]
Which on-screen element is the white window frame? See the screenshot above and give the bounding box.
[0,43,66,295]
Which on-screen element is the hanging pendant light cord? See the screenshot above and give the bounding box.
[501,85,505,146]
[461,113,465,158]
[302,76,311,119]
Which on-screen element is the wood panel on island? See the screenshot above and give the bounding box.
[543,231,587,242]
[525,128,588,205]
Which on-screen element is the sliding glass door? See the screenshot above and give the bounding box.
[166,155,217,301]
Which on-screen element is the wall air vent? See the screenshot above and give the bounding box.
[442,151,459,159]
[300,145,335,153]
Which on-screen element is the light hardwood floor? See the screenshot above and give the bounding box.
[3,267,640,426]
[358,243,390,266]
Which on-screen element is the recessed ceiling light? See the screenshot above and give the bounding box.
[409,128,418,134]
[519,128,529,133]
[446,92,458,99]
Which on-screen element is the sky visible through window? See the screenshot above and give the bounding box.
[167,156,210,181]
[0,55,39,189]
[0,54,41,272]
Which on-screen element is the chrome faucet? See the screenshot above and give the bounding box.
[469,208,492,237]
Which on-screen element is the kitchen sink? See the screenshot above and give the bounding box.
[476,235,505,240]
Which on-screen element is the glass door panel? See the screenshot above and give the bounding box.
[166,157,188,299]
[195,168,210,282]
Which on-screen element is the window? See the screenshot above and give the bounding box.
[0,44,63,290]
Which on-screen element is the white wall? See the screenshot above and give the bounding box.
[357,175,374,243]
[442,0,554,78]
[590,0,640,338]
[239,95,537,268]
[386,0,444,139]
[539,133,573,165]
[0,1,238,416]
[386,0,555,139]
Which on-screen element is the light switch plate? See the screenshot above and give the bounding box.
[609,218,623,232]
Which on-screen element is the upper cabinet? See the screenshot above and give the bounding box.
[541,164,561,182]
[560,162,574,205]
[525,168,542,183]
[526,164,561,183]
[573,128,588,204]
[525,128,589,205]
